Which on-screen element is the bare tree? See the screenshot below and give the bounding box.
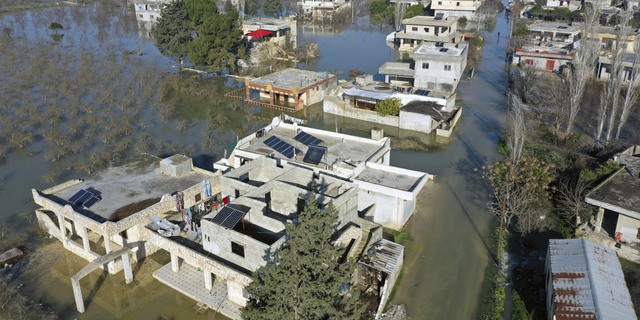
[509,95,526,165]
[558,177,593,228]
[566,7,600,134]
[616,40,640,139]
[393,2,406,31]
[512,64,541,104]
[604,12,633,144]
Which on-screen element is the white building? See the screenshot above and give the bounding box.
[297,0,351,20]
[379,41,468,93]
[134,1,171,40]
[393,15,462,51]
[546,239,637,320]
[431,0,482,20]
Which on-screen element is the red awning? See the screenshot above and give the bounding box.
[246,29,273,37]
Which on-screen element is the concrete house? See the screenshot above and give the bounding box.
[297,0,351,20]
[323,78,461,134]
[431,0,482,19]
[218,117,434,229]
[241,17,297,47]
[546,239,637,320]
[513,48,575,72]
[580,145,640,263]
[380,41,468,93]
[394,15,462,51]
[134,0,171,40]
[528,22,581,45]
[244,68,338,111]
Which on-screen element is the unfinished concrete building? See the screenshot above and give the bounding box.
[241,17,297,47]
[579,145,640,264]
[216,117,433,229]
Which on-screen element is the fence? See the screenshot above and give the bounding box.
[224,87,297,113]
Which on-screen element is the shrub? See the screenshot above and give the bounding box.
[375,98,401,117]
[497,138,509,155]
[579,160,621,182]
[394,232,410,245]
[458,16,468,24]
[471,36,484,48]
[403,4,424,19]
[369,0,389,15]
[512,26,529,36]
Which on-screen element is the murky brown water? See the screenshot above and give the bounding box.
[0,3,509,319]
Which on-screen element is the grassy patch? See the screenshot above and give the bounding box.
[383,267,404,312]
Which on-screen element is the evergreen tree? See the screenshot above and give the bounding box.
[225,0,237,13]
[244,0,259,16]
[186,0,243,72]
[241,194,367,320]
[262,0,281,17]
[151,0,192,66]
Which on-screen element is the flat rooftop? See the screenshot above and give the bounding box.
[529,22,579,33]
[238,125,385,165]
[243,18,294,31]
[412,43,464,56]
[356,167,424,192]
[50,154,212,221]
[249,68,332,91]
[586,154,640,215]
[402,15,456,26]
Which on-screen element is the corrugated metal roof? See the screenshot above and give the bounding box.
[358,239,404,275]
[548,239,637,320]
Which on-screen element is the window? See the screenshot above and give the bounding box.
[526,59,534,66]
[412,27,418,31]
[424,27,430,32]
[457,1,460,5]
[438,1,442,4]
[235,189,240,199]
[297,198,306,214]
[444,65,452,71]
[150,15,154,19]
[195,193,202,202]
[422,62,429,69]
[231,242,245,257]
[139,14,143,18]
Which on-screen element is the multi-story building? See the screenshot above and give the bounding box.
[393,15,462,51]
[430,0,482,20]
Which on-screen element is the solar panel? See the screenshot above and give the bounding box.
[83,196,101,208]
[77,192,93,205]
[211,206,249,228]
[303,145,326,165]
[294,131,323,146]
[439,48,448,52]
[263,135,301,159]
[68,190,87,204]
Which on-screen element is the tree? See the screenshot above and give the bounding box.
[245,0,259,15]
[369,0,389,15]
[48,21,63,34]
[374,97,401,117]
[225,0,237,13]
[263,0,281,17]
[151,0,193,67]
[241,194,367,320]
[565,7,600,134]
[187,0,243,72]
[616,42,640,139]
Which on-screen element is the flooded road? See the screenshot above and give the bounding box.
[0,4,508,319]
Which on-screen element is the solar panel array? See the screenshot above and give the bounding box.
[439,48,449,52]
[303,145,326,165]
[413,89,431,96]
[211,206,249,228]
[294,131,323,146]
[264,135,301,159]
[68,189,102,208]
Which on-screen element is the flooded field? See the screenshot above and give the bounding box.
[0,2,508,319]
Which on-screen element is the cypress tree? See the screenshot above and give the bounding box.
[151,0,192,67]
[241,194,367,320]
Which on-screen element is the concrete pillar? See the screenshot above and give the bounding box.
[80,227,90,252]
[171,252,179,273]
[72,278,85,313]
[246,86,251,101]
[594,207,605,233]
[57,214,66,244]
[122,252,133,284]
[204,270,213,291]
[227,281,247,306]
[270,91,274,105]
[294,94,300,110]
[104,234,113,253]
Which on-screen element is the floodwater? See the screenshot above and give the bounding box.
[0,2,508,319]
